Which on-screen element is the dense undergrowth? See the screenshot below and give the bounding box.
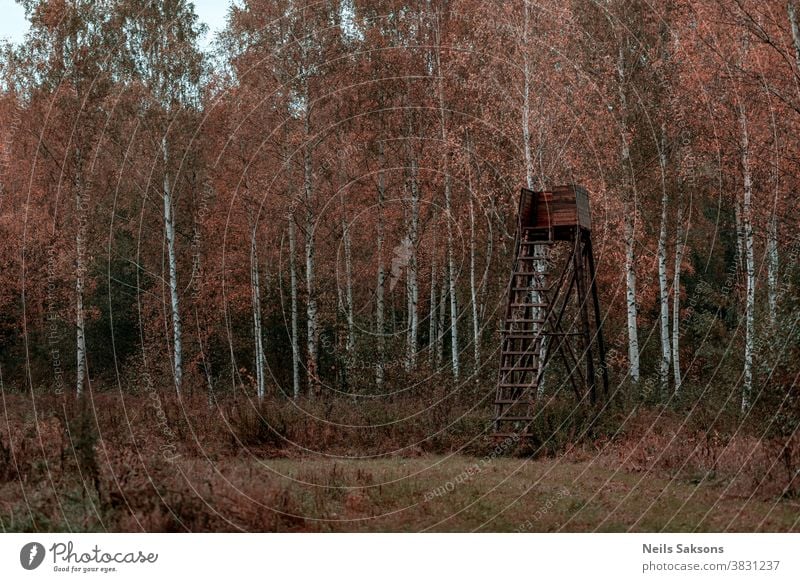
[0,385,797,532]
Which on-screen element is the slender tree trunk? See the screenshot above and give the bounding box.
[522,1,534,191]
[789,1,800,70]
[163,137,182,395]
[624,206,640,384]
[437,265,447,366]
[657,125,672,398]
[435,26,459,380]
[735,197,745,272]
[466,137,480,374]
[339,182,355,383]
[429,237,438,367]
[618,48,639,385]
[250,229,265,400]
[288,214,301,399]
[406,159,420,370]
[672,202,685,394]
[739,107,755,412]
[768,213,778,327]
[375,141,386,389]
[303,97,319,396]
[75,147,86,397]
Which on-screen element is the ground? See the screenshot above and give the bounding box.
[6,454,794,533]
[1,395,797,532]
[212,455,799,532]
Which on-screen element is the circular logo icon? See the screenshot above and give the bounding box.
[20,542,46,570]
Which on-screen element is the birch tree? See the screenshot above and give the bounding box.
[672,201,685,394]
[429,229,438,367]
[617,44,640,384]
[338,170,355,384]
[789,1,800,69]
[739,103,755,412]
[375,140,387,389]
[405,157,420,371]
[118,0,205,395]
[657,125,672,396]
[288,209,301,399]
[465,132,480,373]
[250,226,266,400]
[16,0,119,396]
[434,15,459,380]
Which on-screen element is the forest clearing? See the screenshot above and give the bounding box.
[1,392,797,532]
[1,0,800,539]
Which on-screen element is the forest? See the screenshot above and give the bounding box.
[0,0,799,532]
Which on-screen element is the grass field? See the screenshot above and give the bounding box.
[3,453,798,532]
[1,393,798,532]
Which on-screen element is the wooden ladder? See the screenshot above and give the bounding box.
[493,228,553,436]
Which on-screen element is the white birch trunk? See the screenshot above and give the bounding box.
[163,137,182,395]
[618,48,639,384]
[437,265,447,366]
[251,230,265,400]
[624,205,640,384]
[735,198,744,272]
[768,213,778,327]
[75,148,86,397]
[339,187,355,378]
[429,238,437,367]
[406,159,420,370]
[375,141,386,389]
[657,125,672,397]
[444,181,458,379]
[303,94,319,395]
[672,202,685,394]
[465,137,480,374]
[288,215,301,399]
[435,29,459,380]
[521,5,549,391]
[739,107,755,412]
[788,1,800,70]
[522,1,533,191]
[469,190,480,374]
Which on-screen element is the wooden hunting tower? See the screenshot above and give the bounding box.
[494,185,608,437]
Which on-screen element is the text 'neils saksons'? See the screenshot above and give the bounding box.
[643,544,724,554]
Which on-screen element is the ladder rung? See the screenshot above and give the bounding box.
[502,350,540,355]
[509,303,549,308]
